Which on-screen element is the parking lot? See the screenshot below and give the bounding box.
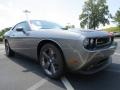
[0,39,120,90]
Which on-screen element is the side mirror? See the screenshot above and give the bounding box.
[16,27,24,32]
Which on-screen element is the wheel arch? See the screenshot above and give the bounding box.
[4,39,8,43]
[37,40,66,65]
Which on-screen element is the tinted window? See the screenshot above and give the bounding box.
[13,22,30,31]
[21,22,30,31]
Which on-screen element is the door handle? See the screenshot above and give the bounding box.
[26,32,29,36]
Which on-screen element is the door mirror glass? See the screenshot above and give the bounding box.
[16,27,23,32]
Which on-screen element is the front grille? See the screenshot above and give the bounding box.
[96,37,110,46]
[96,37,113,47]
[85,36,114,50]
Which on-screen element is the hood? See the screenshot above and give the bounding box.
[68,28,109,38]
[30,28,110,40]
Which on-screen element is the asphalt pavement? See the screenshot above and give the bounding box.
[0,39,120,90]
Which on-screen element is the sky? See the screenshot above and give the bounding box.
[0,0,120,30]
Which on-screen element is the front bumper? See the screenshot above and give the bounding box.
[63,42,117,72]
[78,57,112,74]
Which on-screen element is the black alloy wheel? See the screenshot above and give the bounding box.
[39,43,64,79]
[5,41,15,57]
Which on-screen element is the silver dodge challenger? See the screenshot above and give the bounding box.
[4,20,117,78]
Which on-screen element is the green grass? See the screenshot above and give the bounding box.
[104,27,120,32]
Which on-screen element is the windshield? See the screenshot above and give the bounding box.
[30,20,63,30]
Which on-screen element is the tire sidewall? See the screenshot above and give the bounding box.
[5,41,14,57]
[5,41,10,56]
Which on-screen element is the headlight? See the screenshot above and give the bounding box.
[83,38,95,49]
[89,38,94,45]
[83,38,89,47]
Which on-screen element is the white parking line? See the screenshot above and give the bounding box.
[61,76,74,90]
[0,50,4,53]
[27,78,47,90]
[114,53,120,56]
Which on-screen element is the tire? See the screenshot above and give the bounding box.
[5,41,15,57]
[39,43,64,79]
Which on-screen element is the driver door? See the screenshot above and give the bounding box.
[11,22,32,55]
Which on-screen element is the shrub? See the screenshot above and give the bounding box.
[0,37,3,42]
[104,27,120,32]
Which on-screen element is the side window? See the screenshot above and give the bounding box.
[21,22,30,31]
[13,22,30,32]
[12,24,21,31]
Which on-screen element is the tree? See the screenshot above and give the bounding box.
[0,27,11,41]
[79,0,111,30]
[65,23,75,30]
[114,8,120,28]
